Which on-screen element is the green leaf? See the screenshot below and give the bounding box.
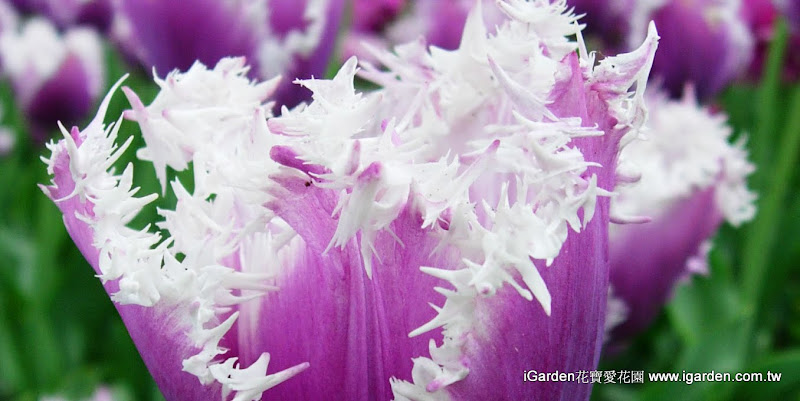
[740,85,800,353]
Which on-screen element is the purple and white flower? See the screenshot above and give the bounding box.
[607,88,755,340]
[568,0,754,99]
[111,0,344,109]
[0,12,104,141]
[42,1,662,400]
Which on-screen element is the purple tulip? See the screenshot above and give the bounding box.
[340,0,406,64]
[567,0,754,99]
[42,1,662,400]
[607,89,755,340]
[8,0,112,31]
[635,0,754,98]
[0,14,104,141]
[111,0,344,110]
[742,0,777,38]
[741,0,800,82]
[351,0,406,33]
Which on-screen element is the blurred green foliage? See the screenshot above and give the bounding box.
[0,17,798,401]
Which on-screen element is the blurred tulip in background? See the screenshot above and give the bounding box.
[608,89,756,342]
[111,0,344,110]
[0,10,104,141]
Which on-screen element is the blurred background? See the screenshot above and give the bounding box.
[0,0,799,400]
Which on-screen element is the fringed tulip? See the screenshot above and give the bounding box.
[42,1,662,400]
[0,14,104,141]
[607,89,755,340]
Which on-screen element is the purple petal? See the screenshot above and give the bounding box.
[111,0,263,75]
[41,78,309,400]
[41,117,222,401]
[446,201,610,400]
[269,0,346,109]
[437,24,658,401]
[12,0,112,31]
[418,0,471,50]
[606,90,755,342]
[71,0,113,31]
[352,0,406,32]
[26,54,96,141]
[742,0,778,39]
[0,18,105,141]
[609,189,722,338]
[646,0,753,99]
[237,170,461,400]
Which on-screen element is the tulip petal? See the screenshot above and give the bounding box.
[610,188,721,338]
[41,74,309,401]
[0,17,104,141]
[112,0,264,75]
[608,90,756,340]
[445,201,610,400]
[41,82,222,400]
[265,0,346,109]
[233,169,459,400]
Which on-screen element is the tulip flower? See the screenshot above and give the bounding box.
[567,0,753,99]
[636,0,754,99]
[607,89,755,340]
[742,0,777,38]
[110,0,344,110]
[351,0,406,33]
[0,14,104,141]
[42,1,662,399]
[8,0,111,31]
[739,0,777,79]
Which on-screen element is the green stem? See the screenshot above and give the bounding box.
[751,19,788,182]
[741,86,800,352]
